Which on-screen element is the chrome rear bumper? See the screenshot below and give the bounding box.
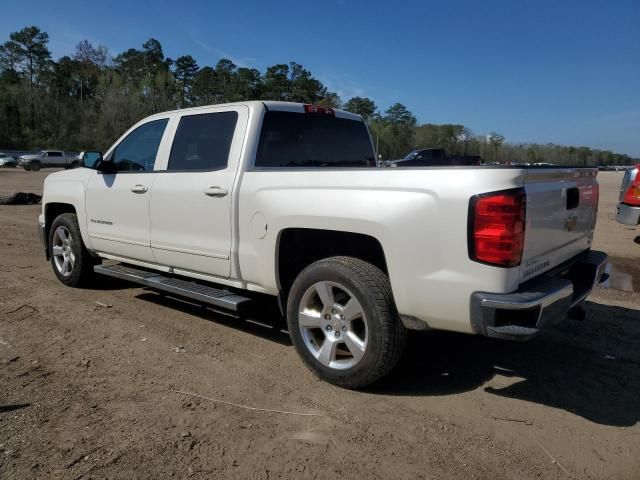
[616,203,640,226]
[471,250,608,341]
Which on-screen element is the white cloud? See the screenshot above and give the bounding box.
[317,72,367,101]
[188,35,256,68]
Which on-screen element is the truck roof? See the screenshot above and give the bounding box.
[141,101,363,123]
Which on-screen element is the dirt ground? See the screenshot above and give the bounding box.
[0,168,639,480]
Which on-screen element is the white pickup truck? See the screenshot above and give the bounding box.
[19,150,79,171]
[38,101,608,388]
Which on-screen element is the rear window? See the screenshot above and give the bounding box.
[255,111,375,168]
[168,112,238,171]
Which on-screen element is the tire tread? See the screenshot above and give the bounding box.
[288,256,407,389]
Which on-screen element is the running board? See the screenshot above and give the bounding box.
[94,264,252,312]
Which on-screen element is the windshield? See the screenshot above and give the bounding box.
[404,151,419,161]
[255,111,375,168]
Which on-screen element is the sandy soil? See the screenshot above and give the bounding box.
[0,168,639,479]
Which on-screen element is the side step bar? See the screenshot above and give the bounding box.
[94,264,252,312]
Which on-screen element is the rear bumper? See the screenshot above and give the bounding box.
[470,250,608,341]
[616,203,640,226]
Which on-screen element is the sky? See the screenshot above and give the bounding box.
[2,0,639,156]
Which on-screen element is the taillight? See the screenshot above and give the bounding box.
[304,104,335,116]
[622,168,640,206]
[469,188,526,267]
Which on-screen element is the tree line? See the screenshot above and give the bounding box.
[0,26,636,165]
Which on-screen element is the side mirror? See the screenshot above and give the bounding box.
[82,151,104,170]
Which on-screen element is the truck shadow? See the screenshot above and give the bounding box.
[135,291,292,347]
[373,301,640,427]
[132,286,639,427]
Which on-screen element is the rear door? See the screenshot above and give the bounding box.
[47,151,66,167]
[149,106,247,278]
[519,168,599,282]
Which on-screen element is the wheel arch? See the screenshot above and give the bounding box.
[44,203,78,257]
[274,228,389,312]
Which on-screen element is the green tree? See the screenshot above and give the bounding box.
[384,103,417,158]
[230,67,261,101]
[74,40,108,145]
[7,26,51,131]
[262,63,290,101]
[174,55,199,107]
[487,132,505,161]
[192,66,219,105]
[343,97,376,119]
[214,58,237,102]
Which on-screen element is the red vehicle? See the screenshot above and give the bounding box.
[616,164,640,225]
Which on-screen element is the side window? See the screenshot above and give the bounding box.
[168,112,238,171]
[111,119,169,172]
[49,151,62,157]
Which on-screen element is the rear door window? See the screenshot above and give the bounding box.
[168,112,238,171]
[255,111,375,168]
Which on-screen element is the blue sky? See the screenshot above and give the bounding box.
[2,0,639,156]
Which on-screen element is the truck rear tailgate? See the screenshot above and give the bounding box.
[520,168,599,283]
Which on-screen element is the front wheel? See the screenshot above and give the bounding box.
[29,161,41,171]
[287,256,407,389]
[49,213,95,287]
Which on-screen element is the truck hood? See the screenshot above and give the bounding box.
[44,167,94,185]
[19,154,41,160]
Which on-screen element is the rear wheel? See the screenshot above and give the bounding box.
[49,213,95,287]
[30,161,41,171]
[287,256,406,389]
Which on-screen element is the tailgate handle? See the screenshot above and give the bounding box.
[567,188,579,210]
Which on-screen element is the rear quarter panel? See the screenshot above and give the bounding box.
[238,167,527,333]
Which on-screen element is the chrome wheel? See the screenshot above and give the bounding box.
[52,226,75,277]
[298,281,368,370]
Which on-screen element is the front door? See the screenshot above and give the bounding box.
[85,118,170,263]
[150,107,247,278]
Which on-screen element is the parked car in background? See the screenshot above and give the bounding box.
[18,150,79,171]
[616,164,640,225]
[0,152,17,167]
[384,148,482,167]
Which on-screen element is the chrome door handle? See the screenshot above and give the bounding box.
[204,186,228,197]
[130,184,148,194]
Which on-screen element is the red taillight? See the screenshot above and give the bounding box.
[304,104,335,116]
[469,188,526,267]
[622,168,640,206]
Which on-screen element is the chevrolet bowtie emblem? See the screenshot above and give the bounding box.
[565,214,578,232]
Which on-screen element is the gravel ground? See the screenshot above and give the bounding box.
[0,168,639,479]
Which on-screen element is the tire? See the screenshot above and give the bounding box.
[287,256,407,389]
[49,213,95,287]
[30,161,41,171]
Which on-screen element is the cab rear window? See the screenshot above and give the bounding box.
[255,111,375,168]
